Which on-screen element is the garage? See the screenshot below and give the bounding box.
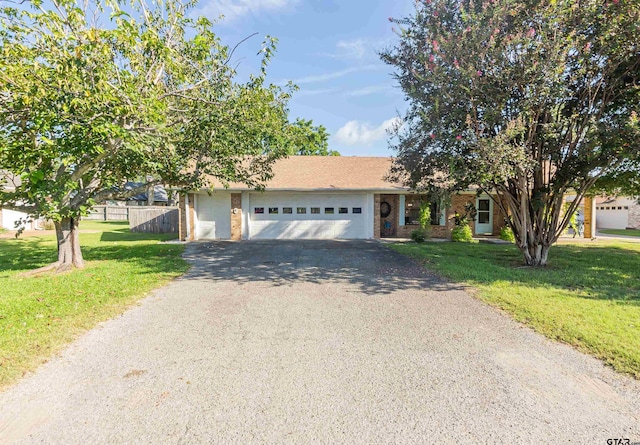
[247,193,372,240]
[194,193,231,240]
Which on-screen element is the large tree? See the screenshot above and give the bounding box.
[381,0,640,265]
[0,0,299,271]
[290,118,339,156]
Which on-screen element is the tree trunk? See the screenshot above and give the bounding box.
[519,242,551,267]
[55,217,84,271]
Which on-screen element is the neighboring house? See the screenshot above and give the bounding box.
[103,182,170,207]
[595,196,640,230]
[178,156,540,241]
[0,171,38,231]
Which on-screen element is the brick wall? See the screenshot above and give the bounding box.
[583,196,594,238]
[379,194,399,237]
[178,193,195,241]
[450,194,477,235]
[230,193,242,241]
[629,203,640,229]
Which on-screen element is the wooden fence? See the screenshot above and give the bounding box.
[129,207,179,234]
[87,205,130,221]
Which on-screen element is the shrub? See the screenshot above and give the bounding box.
[451,225,473,242]
[500,226,515,242]
[418,202,432,239]
[411,229,427,243]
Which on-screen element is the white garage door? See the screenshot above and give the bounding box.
[249,193,369,239]
[195,193,231,240]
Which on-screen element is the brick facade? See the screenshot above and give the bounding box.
[230,193,242,241]
[379,194,399,237]
[629,203,640,229]
[583,196,594,238]
[178,193,195,241]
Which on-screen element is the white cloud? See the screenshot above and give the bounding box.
[336,39,367,59]
[345,84,393,97]
[320,38,394,60]
[194,0,298,21]
[292,64,381,85]
[334,117,402,146]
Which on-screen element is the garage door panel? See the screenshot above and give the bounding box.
[196,194,231,240]
[249,193,368,239]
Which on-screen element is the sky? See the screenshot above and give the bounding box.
[192,0,415,157]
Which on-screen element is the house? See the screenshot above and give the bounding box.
[178,156,552,241]
[0,172,38,231]
[595,196,640,230]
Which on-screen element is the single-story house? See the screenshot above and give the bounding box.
[178,156,546,241]
[595,196,640,230]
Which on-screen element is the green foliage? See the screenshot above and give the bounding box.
[418,202,432,238]
[382,0,640,265]
[451,225,474,242]
[290,119,338,156]
[0,221,188,388]
[562,202,578,234]
[0,0,297,238]
[410,229,427,243]
[500,226,515,243]
[391,240,640,377]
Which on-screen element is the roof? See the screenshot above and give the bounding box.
[211,156,405,191]
[125,182,169,202]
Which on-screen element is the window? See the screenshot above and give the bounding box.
[477,199,490,224]
[339,207,348,214]
[618,206,622,210]
[283,207,293,214]
[297,207,307,214]
[254,207,264,214]
[269,207,279,214]
[324,207,334,214]
[352,207,362,214]
[404,196,441,226]
[624,206,629,210]
[311,207,320,214]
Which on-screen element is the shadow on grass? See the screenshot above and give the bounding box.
[182,240,466,297]
[0,229,182,276]
[393,241,640,305]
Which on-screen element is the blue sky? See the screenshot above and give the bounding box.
[193,0,414,157]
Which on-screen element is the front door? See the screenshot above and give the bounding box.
[475,197,493,235]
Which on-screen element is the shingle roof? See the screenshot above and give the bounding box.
[213,156,405,191]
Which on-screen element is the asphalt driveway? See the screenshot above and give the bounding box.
[1,240,639,444]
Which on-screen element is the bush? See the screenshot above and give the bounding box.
[411,229,427,243]
[500,226,515,242]
[451,225,473,242]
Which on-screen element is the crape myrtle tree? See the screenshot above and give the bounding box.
[0,0,303,272]
[381,0,640,266]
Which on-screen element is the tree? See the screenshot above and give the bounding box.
[381,0,640,266]
[0,0,298,271]
[290,118,338,156]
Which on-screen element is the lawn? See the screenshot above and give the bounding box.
[0,221,189,389]
[600,228,640,238]
[391,240,640,378]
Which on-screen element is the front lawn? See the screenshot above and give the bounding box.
[391,241,640,378]
[0,221,188,389]
[600,229,640,238]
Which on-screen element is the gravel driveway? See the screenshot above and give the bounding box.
[1,240,638,444]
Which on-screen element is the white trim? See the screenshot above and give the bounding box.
[366,193,375,238]
[241,191,250,240]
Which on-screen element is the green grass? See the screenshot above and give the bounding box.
[600,228,640,238]
[391,240,640,378]
[0,221,188,388]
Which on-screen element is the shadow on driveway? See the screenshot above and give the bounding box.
[182,240,465,296]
